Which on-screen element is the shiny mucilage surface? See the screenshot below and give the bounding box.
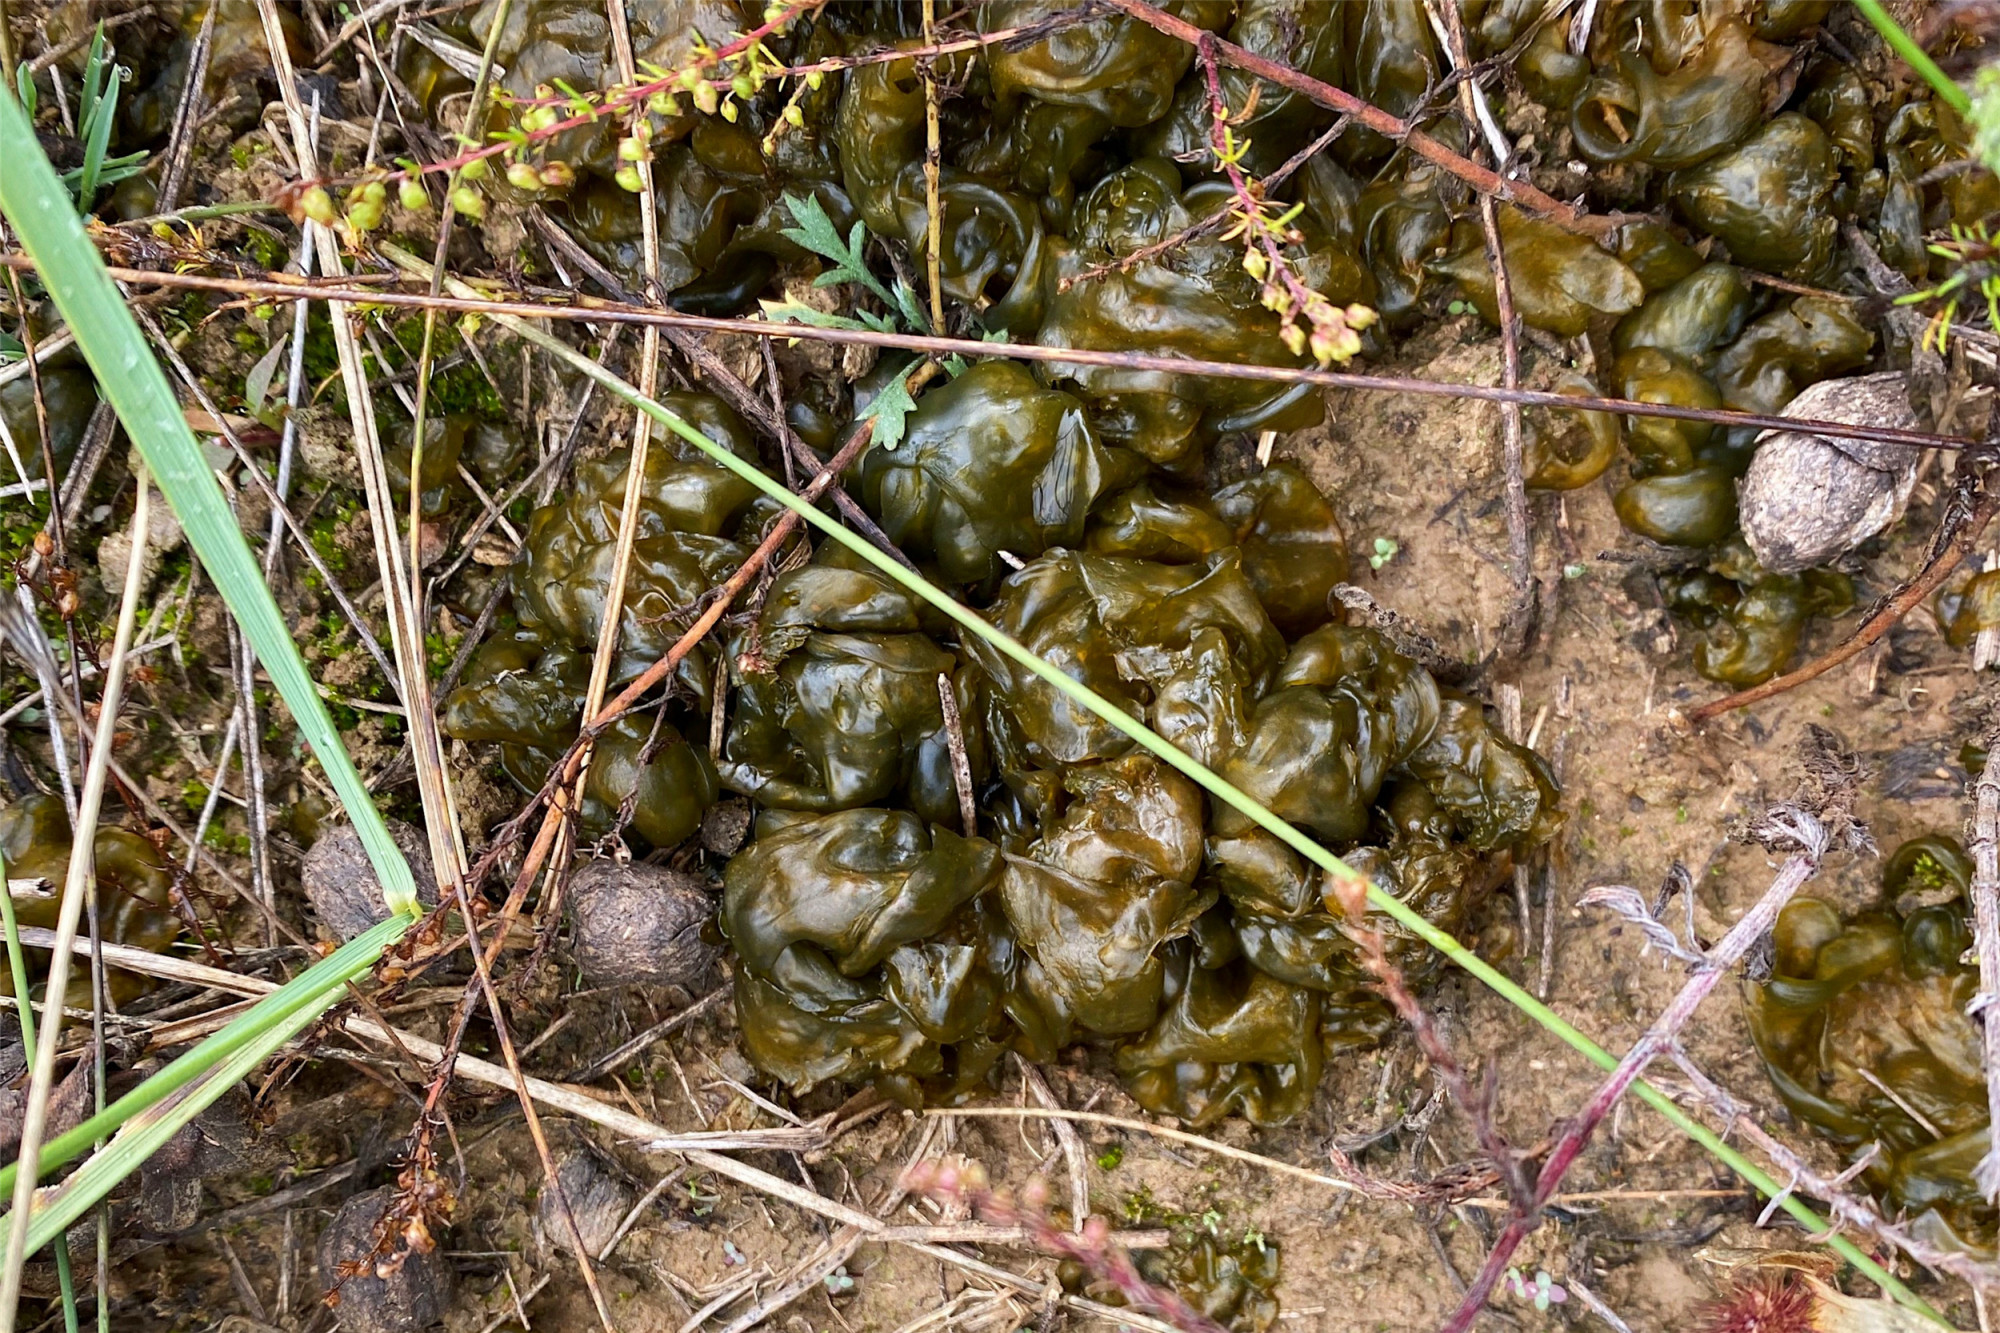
[403,0,1967,1138]
[439,373,1558,1126]
[1750,835,1998,1255]
[0,795,178,1003]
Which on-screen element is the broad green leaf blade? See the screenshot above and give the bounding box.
[0,89,420,914]
[371,239,1938,1326]
[0,915,409,1200]
[13,918,407,1257]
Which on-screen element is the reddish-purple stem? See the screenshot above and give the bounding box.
[1438,835,1825,1333]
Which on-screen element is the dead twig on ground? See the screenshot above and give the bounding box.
[1685,425,2000,724]
[1425,0,1534,655]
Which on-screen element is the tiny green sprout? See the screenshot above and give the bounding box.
[398,178,430,212]
[1369,536,1399,570]
[1562,562,1586,579]
[1200,1208,1223,1235]
[1095,1145,1124,1171]
[449,185,485,220]
[458,155,488,182]
[1242,1227,1266,1253]
[1448,299,1469,316]
[824,1265,856,1294]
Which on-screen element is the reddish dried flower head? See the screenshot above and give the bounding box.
[1696,1273,1817,1333]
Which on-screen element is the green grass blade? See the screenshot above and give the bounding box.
[16,971,340,1258]
[75,67,116,210]
[0,853,36,1056]
[1853,0,1969,114]
[0,86,419,914]
[0,915,408,1199]
[74,25,104,146]
[377,240,1938,1323]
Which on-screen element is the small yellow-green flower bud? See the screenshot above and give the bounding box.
[458,155,488,182]
[806,70,825,91]
[450,184,485,220]
[618,136,646,162]
[399,178,430,211]
[732,74,756,100]
[649,90,679,117]
[506,161,544,191]
[784,102,805,129]
[1279,322,1307,357]
[299,185,336,226]
[614,164,644,192]
[539,161,576,189]
[720,98,738,122]
[692,79,719,116]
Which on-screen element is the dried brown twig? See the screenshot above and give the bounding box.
[1972,731,2000,1201]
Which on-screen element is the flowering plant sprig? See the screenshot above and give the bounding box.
[1199,52,1375,367]
[287,0,824,230]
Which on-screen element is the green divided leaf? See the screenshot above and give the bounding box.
[859,363,919,452]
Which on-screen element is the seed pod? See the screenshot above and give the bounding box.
[301,819,439,943]
[1739,372,1922,574]
[398,179,430,212]
[565,861,716,989]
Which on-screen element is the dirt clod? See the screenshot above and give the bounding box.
[534,1138,637,1260]
[316,1186,453,1333]
[301,819,439,942]
[566,860,716,989]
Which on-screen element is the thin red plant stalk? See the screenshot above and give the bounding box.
[281,0,824,202]
[906,1162,1232,1333]
[1438,815,1829,1333]
[1,255,1976,455]
[1101,0,1615,238]
[1331,871,1532,1209]
[398,414,879,1152]
[1195,36,1345,360]
[1686,473,2000,722]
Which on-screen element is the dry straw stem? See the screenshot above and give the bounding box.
[0,475,146,1332]
[256,0,472,895]
[1425,0,1534,653]
[12,931,1184,1333]
[8,255,1981,455]
[1974,737,2000,1202]
[389,249,1930,1314]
